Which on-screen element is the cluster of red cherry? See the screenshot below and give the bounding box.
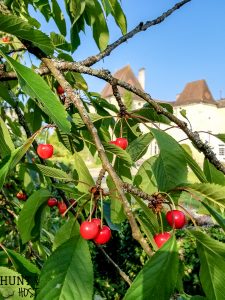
[1,36,10,43]
[76,136,129,244]
[80,219,111,245]
[16,191,27,201]
[153,210,186,248]
[47,197,68,215]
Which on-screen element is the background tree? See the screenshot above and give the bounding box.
[0,0,225,299]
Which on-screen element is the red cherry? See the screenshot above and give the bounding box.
[94,225,111,244]
[16,192,27,201]
[57,202,67,214]
[166,210,186,229]
[2,36,10,43]
[57,85,64,95]
[114,138,128,150]
[37,144,54,159]
[154,232,171,248]
[47,198,58,207]
[80,221,99,240]
[91,218,101,228]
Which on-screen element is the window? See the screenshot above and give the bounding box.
[154,142,159,155]
[219,144,225,156]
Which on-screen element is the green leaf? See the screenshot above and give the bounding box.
[34,0,52,22]
[0,131,39,190]
[203,158,225,185]
[114,157,132,182]
[51,0,67,35]
[25,99,43,132]
[5,248,40,282]
[88,92,118,113]
[180,109,187,118]
[188,183,225,210]
[65,0,86,23]
[0,53,71,134]
[131,105,171,125]
[72,72,88,90]
[50,32,71,51]
[0,116,15,158]
[124,235,178,300]
[134,196,159,233]
[108,0,127,34]
[181,146,207,183]
[0,13,54,55]
[0,83,15,106]
[85,0,109,51]
[151,128,188,191]
[189,230,225,300]
[65,0,86,51]
[133,156,158,195]
[18,189,51,244]
[36,236,93,300]
[214,133,225,144]
[106,175,126,224]
[202,202,225,232]
[0,267,34,299]
[136,214,158,251]
[57,126,84,153]
[5,115,22,137]
[53,218,80,251]
[127,133,153,162]
[103,142,132,165]
[73,152,94,193]
[34,164,73,181]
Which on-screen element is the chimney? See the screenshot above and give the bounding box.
[176,93,180,101]
[138,68,145,90]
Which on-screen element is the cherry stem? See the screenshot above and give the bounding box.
[120,118,123,138]
[62,193,88,217]
[74,198,90,222]
[100,190,103,228]
[161,192,176,210]
[0,243,14,266]
[89,192,94,222]
[177,204,198,228]
[44,129,48,144]
[111,117,120,140]
[158,212,164,234]
[128,113,160,130]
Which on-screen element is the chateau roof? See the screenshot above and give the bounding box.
[101,65,144,101]
[175,79,216,106]
[217,99,225,108]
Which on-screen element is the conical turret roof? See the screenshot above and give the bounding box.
[101,65,144,100]
[175,79,216,105]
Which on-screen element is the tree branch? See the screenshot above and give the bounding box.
[1,60,224,174]
[96,244,132,286]
[41,57,153,256]
[80,0,191,67]
[111,79,128,117]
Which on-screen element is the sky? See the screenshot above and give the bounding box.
[32,0,225,102]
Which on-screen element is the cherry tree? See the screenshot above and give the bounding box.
[0,0,225,299]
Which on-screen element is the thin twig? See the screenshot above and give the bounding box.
[96,168,106,188]
[80,0,191,67]
[111,80,127,117]
[96,244,132,286]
